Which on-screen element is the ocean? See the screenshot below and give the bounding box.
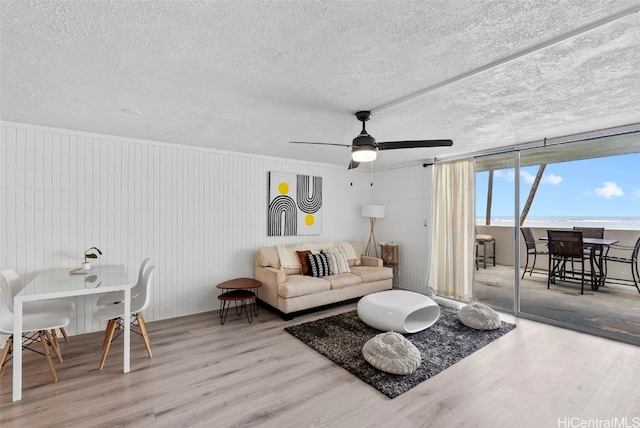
[477,216,640,231]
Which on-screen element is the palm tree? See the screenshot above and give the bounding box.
[520,164,546,226]
[485,170,493,225]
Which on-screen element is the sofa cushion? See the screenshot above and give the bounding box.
[283,267,301,275]
[322,247,350,274]
[297,250,312,275]
[278,275,331,298]
[325,273,362,290]
[350,266,393,283]
[307,253,332,277]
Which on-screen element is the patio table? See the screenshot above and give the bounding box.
[541,236,618,291]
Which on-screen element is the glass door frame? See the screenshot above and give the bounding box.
[473,128,640,345]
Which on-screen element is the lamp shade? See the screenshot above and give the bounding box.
[362,204,385,218]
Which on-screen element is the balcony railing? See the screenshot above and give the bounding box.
[476,225,640,284]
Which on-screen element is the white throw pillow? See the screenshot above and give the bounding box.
[322,247,351,274]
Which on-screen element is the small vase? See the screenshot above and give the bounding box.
[81,262,91,270]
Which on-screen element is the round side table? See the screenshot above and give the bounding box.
[216,278,263,325]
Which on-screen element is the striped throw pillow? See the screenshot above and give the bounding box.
[322,247,351,274]
[307,253,331,278]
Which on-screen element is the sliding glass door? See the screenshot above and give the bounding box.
[517,138,640,345]
[473,153,516,313]
[472,130,640,346]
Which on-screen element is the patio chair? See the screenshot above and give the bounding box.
[547,230,593,295]
[603,236,640,294]
[571,227,605,275]
[520,227,549,278]
[572,227,605,239]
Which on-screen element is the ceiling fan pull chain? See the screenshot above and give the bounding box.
[370,162,374,186]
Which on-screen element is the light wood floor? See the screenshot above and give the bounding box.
[2,302,639,428]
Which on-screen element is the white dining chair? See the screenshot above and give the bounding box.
[0,280,70,382]
[96,258,151,306]
[1,269,75,343]
[93,265,156,370]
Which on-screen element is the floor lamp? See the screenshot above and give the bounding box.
[362,204,385,258]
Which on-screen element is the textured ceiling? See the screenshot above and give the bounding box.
[2,0,640,169]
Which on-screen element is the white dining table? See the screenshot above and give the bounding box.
[12,264,131,401]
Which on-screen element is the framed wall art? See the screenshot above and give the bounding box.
[268,172,322,236]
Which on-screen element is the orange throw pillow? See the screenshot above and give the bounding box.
[297,250,312,275]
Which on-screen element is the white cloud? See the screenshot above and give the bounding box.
[511,170,563,185]
[520,171,535,184]
[494,170,515,181]
[594,182,623,198]
[542,174,562,185]
[493,169,563,185]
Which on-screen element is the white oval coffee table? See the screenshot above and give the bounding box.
[357,290,441,333]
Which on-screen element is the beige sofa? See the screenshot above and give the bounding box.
[254,241,393,319]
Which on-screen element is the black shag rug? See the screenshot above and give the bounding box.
[284,306,516,398]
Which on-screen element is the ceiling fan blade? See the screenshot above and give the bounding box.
[290,141,351,148]
[377,140,453,150]
[348,159,360,170]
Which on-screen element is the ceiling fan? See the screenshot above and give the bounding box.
[290,111,453,169]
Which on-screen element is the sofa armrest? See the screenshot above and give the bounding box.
[361,256,383,267]
[254,265,285,308]
[255,265,285,285]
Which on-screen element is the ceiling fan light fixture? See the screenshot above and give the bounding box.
[352,146,377,162]
[289,109,453,169]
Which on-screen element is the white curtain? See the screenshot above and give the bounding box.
[428,158,475,301]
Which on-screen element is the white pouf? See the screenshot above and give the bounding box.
[459,302,501,330]
[362,331,421,375]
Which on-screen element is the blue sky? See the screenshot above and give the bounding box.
[476,153,640,217]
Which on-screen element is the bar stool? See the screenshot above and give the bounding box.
[476,234,496,269]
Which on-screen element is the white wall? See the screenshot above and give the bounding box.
[371,164,433,293]
[0,121,375,335]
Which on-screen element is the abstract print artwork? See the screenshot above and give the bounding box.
[268,172,322,236]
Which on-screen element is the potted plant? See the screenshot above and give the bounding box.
[82,247,102,270]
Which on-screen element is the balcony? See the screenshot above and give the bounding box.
[474,226,640,346]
